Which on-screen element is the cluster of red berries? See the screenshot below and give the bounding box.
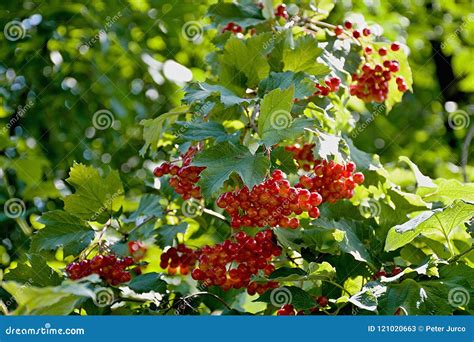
[276,295,329,315]
[66,255,134,285]
[285,143,315,171]
[153,146,205,200]
[222,22,243,34]
[191,230,281,294]
[297,160,364,203]
[277,304,296,315]
[372,266,403,280]
[217,170,322,229]
[350,57,406,103]
[314,76,341,96]
[160,244,200,275]
[275,4,289,19]
[334,20,407,103]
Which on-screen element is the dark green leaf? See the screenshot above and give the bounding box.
[128,273,167,293]
[32,210,94,256]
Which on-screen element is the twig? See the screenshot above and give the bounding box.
[449,246,474,263]
[461,124,474,182]
[126,215,157,237]
[184,291,232,311]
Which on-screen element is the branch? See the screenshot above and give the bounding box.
[449,246,474,263]
[461,124,474,182]
[184,291,232,311]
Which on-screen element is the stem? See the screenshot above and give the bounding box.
[126,215,157,237]
[461,124,474,182]
[184,292,232,311]
[449,245,474,263]
[433,214,455,257]
[323,280,352,297]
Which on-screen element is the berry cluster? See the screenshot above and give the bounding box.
[335,20,408,103]
[275,4,289,19]
[349,57,406,103]
[285,143,315,171]
[314,76,341,96]
[297,160,364,203]
[160,244,200,275]
[372,266,403,280]
[222,22,243,34]
[153,146,205,200]
[217,170,322,229]
[191,230,281,294]
[277,304,296,315]
[66,255,134,285]
[128,241,147,262]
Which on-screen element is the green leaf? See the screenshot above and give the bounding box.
[306,218,373,265]
[258,86,294,137]
[378,278,472,315]
[283,35,329,75]
[418,179,474,205]
[31,210,94,256]
[321,35,362,75]
[128,194,163,221]
[63,163,124,223]
[128,273,167,293]
[192,142,270,197]
[344,136,381,171]
[399,156,436,188]
[270,146,298,174]
[262,118,315,146]
[3,254,62,287]
[385,200,474,251]
[139,106,189,156]
[349,282,387,312]
[220,33,272,87]
[207,2,265,28]
[156,222,188,248]
[254,286,315,309]
[268,267,307,280]
[2,280,94,315]
[312,131,349,163]
[308,0,336,20]
[183,83,249,108]
[259,72,316,100]
[174,120,237,143]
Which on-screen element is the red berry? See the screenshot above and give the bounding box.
[352,30,361,38]
[334,25,344,36]
[378,47,388,56]
[391,42,400,51]
[362,28,371,36]
[317,296,329,307]
[344,21,352,29]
